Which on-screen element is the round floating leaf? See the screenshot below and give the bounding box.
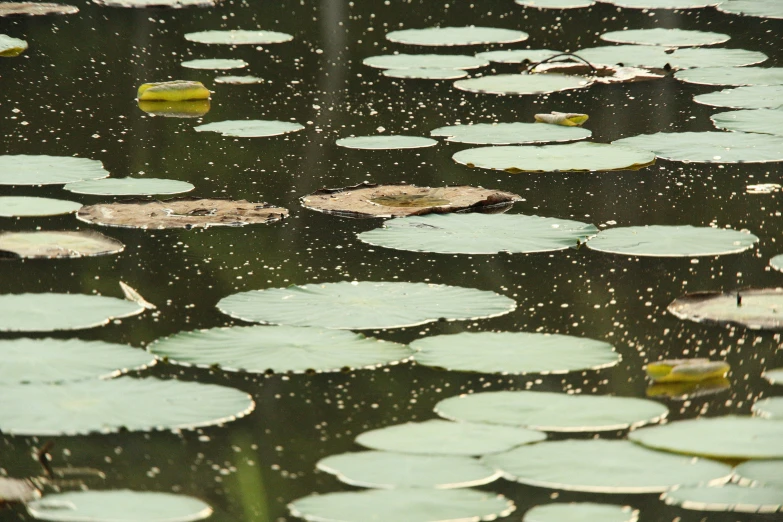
[0,155,109,186]
[0,338,154,384]
[475,49,563,64]
[217,281,516,330]
[195,119,304,138]
[137,80,209,101]
[0,231,125,259]
[629,416,783,459]
[735,460,783,487]
[675,67,783,87]
[382,68,468,80]
[668,288,783,330]
[0,293,144,332]
[752,397,783,419]
[435,390,668,432]
[94,0,216,6]
[317,451,501,489]
[585,225,758,257]
[184,29,293,45]
[77,198,288,229]
[357,213,598,255]
[336,135,437,149]
[0,196,81,217]
[386,26,528,46]
[613,131,783,163]
[483,439,731,493]
[27,490,213,521]
[600,28,729,47]
[717,0,783,19]
[411,331,618,374]
[577,45,766,70]
[453,73,589,95]
[356,419,546,456]
[431,122,591,145]
[661,484,783,513]
[0,34,26,56]
[364,54,487,70]
[603,0,720,8]
[214,75,264,84]
[695,86,783,110]
[0,3,79,16]
[148,325,412,374]
[515,0,595,8]
[712,109,783,137]
[64,177,194,196]
[452,142,655,173]
[180,58,247,70]
[763,368,783,385]
[523,503,639,522]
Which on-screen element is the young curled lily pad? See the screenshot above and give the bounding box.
[717,0,783,19]
[675,67,783,87]
[364,54,488,70]
[0,196,81,217]
[137,80,210,101]
[336,135,437,149]
[661,484,783,513]
[453,73,589,95]
[382,68,468,80]
[533,112,589,127]
[694,86,783,110]
[431,122,591,144]
[180,58,247,70]
[668,288,783,330]
[0,34,27,56]
[712,109,783,137]
[763,368,783,385]
[77,198,288,229]
[184,29,293,45]
[0,155,109,186]
[0,3,78,16]
[0,231,125,259]
[600,28,729,47]
[645,359,730,383]
[64,177,194,196]
[138,100,210,118]
[585,225,758,257]
[195,119,304,138]
[386,26,528,46]
[613,131,783,163]
[523,503,639,522]
[752,397,783,419]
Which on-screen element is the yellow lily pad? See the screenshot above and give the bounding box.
[137,80,210,101]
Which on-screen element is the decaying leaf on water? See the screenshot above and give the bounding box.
[532,62,664,84]
[300,182,521,218]
[137,81,210,101]
[120,281,156,310]
[0,231,125,259]
[77,198,288,229]
[0,2,78,16]
[137,100,210,118]
[534,111,589,127]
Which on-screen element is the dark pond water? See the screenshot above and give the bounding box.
[1,0,782,520]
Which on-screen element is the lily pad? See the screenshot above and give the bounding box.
[214,75,264,84]
[184,29,293,45]
[585,225,758,257]
[0,155,109,186]
[301,183,520,218]
[77,198,288,229]
[531,62,664,84]
[604,0,720,8]
[94,0,216,7]
[0,231,125,259]
[452,142,655,173]
[64,177,194,196]
[195,119,304,138]
[431,122,591,145]
[0,34,26,56]
[613,131,783,163]
[661,484,783,513]
[435,390,668,432]
[0,292,144,332]
[763,368,783,385]
[453,73,589,95]
[748,183,781,194]
[482,439,732,493]
[576,45,766,70]
[180,58,247,70]
[0,338,154,384]
[316,451,501,489]
[667,288,783,330]
[357,213,598,255]
[138,100,210,118]
[675,67,783,86]
[629,415,783,459]
[695,86,783,110]
[523,503,639,522]
[735,460,783,487]
[382,68,468,80]
[475,49,563,65]
[289,488,515,522]
[386,26,528,46]
[364,54,488,70]
[515,0,595,8]
[600,28,729,47]
[645,359,730,383]
[217,281,516,330]
[752,397,783,419]
[0,196,81,217]
[716,0,783,19]
[335,135,437,149]
[712,109,783,137]
[137,80,209,101]
[0,3,78,16]
[148,325,412,374]
[27,490,213,522]
[355,419,546,456]
[411,332,619,374]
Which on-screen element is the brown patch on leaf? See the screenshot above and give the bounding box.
[533,62,664,84]
[0,2,78,16]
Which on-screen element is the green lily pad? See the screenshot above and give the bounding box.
[0,377,254,435]
[0,155,109,186]
[585,225,758,257]
[386,26,528,46]
[675,67,783,86]
[0,34,26,56]
[482,439,731,493]
[735,460,783,487]
[475,49,563,64]
[577,45,766,70]
[712,109,783,137]
[180,58,247,70]
[364,54,487,70]
[147,325,412,374]
[195,119,304,138]
[357,213,598,255]
[0,196,82,217]
[0,3,79,16]
[435,390,668,432]
[64,177,194,196]
[600,28,729,47]
[0,292,144,332]
[604,0,720,8]
[184,29,293,45]
[629,415,783,459]
[752,397,783,419]
[613,131,783,163]
[695,86,783,110]
[661,484,783,513]
[515,0,595,8]
[411,332,618,374]
[667,288,783,330]
[0,231,125,259]
[382,68,468,80]
[523,503,639,522]
[717,0,783,19]
[94,0,216,6]
[763,368,783,385]
[27,490,212,522]
[335,136,437,149]
[452,142,655,173]
[214,75,264,84]
[355,419,546,456]
[453,73,589,95]
[0,338,154,384]
[317,451,501,489]
[289,488,514,522]
[217,281,516,330]
[431,122,591,144]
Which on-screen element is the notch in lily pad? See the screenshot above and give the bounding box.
[668,288,783,330]
[137,81,210,101]
[0,231,125,259]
